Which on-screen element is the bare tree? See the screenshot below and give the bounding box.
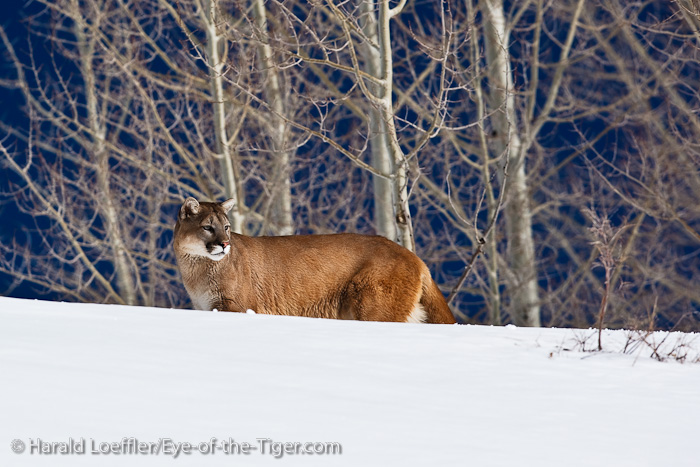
[1,2,147,306]
[202,0,246,233]
[251,0,294,235]
[1,0,698,332]
[360,0,397,241]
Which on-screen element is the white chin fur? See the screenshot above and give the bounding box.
[180,242,229,261]
[207,244,230,261]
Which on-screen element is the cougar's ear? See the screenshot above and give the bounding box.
[220,198,236,214]
[179,197,200,220]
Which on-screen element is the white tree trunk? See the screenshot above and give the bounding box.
[252,0,293,235]
[480,0,540,326]
[73,1,136,305]
[204,0,245,234]
[357,0,414,251]
[360,0,397,242]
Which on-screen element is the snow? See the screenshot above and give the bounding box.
[1,296,698,466]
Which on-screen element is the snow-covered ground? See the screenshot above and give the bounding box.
[1,296,698,466]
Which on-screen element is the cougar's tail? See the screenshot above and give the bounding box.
[420,275,456,324]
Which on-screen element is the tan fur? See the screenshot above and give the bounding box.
[174,198,456,324]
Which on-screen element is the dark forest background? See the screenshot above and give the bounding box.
[1,0,699,331]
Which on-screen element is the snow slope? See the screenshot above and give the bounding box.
[1,296,698,466]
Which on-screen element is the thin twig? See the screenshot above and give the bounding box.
[446,157,509,306]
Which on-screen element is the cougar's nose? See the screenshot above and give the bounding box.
[222,241,230,248]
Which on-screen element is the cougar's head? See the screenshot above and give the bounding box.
[174,197,236,261]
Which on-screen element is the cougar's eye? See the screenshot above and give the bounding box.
[202,226,213,233]
[225,225,230,231]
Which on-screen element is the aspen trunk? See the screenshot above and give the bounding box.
[73,0,136,305]
[480,0,540,326]
[378,0,414,251]
[252,0,293,235]
[204,0,245,234]
[355,0,414,250]
[360,0,397,242]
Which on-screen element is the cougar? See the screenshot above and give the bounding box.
[173,197,456,324]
